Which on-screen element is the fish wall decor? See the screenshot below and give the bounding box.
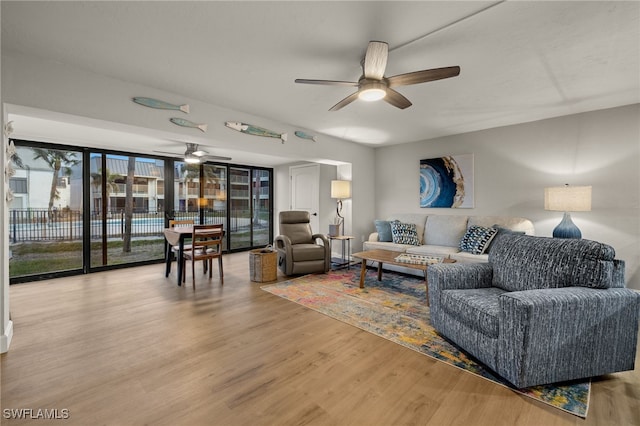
[225,122,287,143]
[294,131,317,142]
[133,97,190,113]
[170,118,207,132]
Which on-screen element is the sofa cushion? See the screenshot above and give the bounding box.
[374,220,393,242]
[423,215,468,247]
[468,216,535,235]
[406,245,460,257]
[450,251,489,263]
[363,240,418,252]
[390,221,421,245]
[440,287,507,338]
[490,234,616,291]
[460,225,498,255]
[387,214,428,244]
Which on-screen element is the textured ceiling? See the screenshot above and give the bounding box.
[2,1,639,164]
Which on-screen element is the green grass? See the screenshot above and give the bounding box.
[10,239,165,278]
[10,228,271,278]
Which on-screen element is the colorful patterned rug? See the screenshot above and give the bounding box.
[262,270,590,417]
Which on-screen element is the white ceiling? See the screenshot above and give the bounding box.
[2,1,639,165]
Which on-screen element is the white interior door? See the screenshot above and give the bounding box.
[290,164,320,233]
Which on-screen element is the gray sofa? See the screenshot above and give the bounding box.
[364,214,535,275]
[427,233,640,388]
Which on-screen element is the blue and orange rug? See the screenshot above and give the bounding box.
[262,270,590,418]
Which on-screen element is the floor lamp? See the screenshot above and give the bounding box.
[544,184,592,239]
[331,180,351,236]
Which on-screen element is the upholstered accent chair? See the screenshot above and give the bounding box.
[274,211,330,275]
[427,233,640,388]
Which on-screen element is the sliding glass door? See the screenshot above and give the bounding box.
[229,167,272,250]
[89,153,166,268]
[8,142,84,280]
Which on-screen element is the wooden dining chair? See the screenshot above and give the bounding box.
[182,224,224,288]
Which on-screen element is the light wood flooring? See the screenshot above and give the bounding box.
[2,252,639,425]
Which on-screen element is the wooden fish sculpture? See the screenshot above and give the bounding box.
[225,121,287,143]
[133,97,189,113]
[170,118,207,132]
[294,131,317,142]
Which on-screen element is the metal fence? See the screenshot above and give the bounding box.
[8,209,230,243]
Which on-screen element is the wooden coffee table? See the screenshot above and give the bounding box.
[352,249,455,289]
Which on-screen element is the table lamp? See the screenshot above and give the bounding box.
[330,180,351,236]
[544,184,591,239]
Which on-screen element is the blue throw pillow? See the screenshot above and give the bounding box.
[374,220,393,242]
[460,225,498,255]
[390,221,421,246]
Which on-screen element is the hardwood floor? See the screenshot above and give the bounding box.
[2,252,638,425]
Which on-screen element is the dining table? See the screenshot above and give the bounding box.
[163,226,224,286]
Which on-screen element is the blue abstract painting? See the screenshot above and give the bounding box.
[420,154,474,208]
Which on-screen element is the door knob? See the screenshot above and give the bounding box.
[312,212,318,216]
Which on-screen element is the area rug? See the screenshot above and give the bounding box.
[262,270,590,418]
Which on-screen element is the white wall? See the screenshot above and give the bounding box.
[375,104,640,290]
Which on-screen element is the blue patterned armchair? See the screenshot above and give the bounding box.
[427,233,640,388]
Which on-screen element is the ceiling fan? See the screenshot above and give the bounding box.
[295,40,460,111]
[155,142,231,163]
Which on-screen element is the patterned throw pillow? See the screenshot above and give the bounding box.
[390,221,421,246]
[459,225,498,255]
[374,220,393,242]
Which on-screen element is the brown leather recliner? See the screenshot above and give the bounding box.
[274,211,330,275]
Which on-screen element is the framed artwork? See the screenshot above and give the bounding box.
[420,154,474,208]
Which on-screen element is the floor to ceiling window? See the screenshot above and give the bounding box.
[8,140,273,283]
[229,167,273,250]
[8,142,84,280]
[89,153,166,269]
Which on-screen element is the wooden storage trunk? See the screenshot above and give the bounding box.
[249,248,277,282]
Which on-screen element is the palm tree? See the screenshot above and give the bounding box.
[90,168,119,215]
[122,157,136,253]
[32,148,80,219]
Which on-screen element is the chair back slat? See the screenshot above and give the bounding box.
[169,219,194,228]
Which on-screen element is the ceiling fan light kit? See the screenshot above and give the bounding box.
[295,40,460,111]
[358,83,387,102]
[184,154,201,164]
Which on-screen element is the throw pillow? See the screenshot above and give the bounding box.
[459,225,498,255]
[485,225,526,253]
[374,220,393,242]
[390,221,421,246]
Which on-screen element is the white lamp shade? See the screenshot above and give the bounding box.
[544,185,592,212]
[331,180,351,199]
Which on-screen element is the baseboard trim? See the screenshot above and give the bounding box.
[1,320,14,353]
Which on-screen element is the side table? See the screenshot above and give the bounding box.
[328,235,353,270]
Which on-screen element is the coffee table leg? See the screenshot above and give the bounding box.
[359,260,366,288]
[377,262,383,281]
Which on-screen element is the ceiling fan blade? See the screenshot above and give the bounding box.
[363,41,388,80]
[153,150,182,156]
[295,79,358,87]
[383,88,412,109]
[386,66,460,88]
[329,91,361,111]
[205,155,232,161]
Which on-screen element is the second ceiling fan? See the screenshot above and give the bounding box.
[295,40,460,111]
